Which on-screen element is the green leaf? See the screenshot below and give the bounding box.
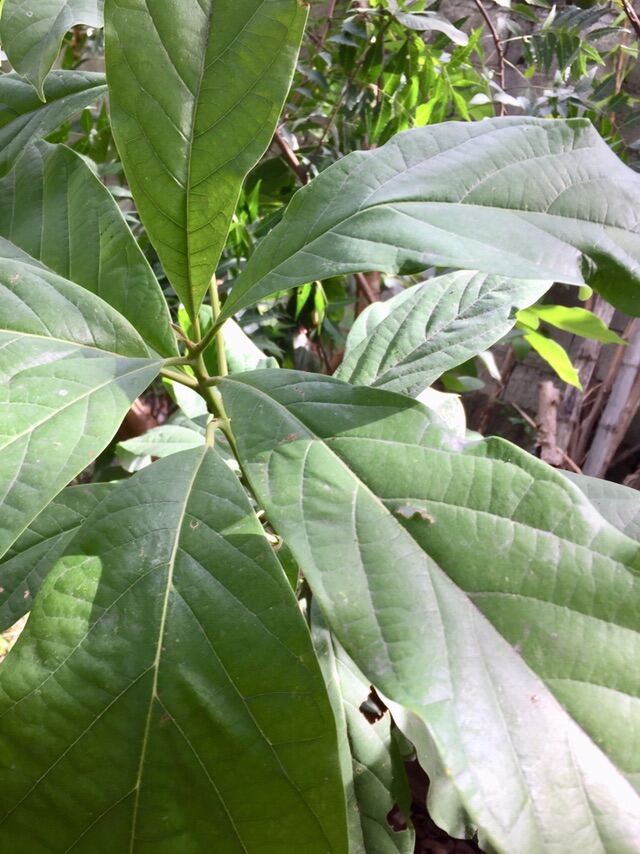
[0,236,45,267]
[523,330,582,388]
[0,483,116,631]
[0,70,106,177]
[221,118,640,321]
[387,0,468,45]
[563,471,640,542]
[529,304,626,344]
[0,0,103,98]
[312,610,415,854]
[336,272,550,395]
[0,447,348,851]
[117,425,206,461]
[0,259,161,559]
[105,0,307,319]
[0,141,177,357]
[219,370,640,852]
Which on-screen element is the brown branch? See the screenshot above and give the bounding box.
[273,129,309,185]
[473,0,507,116]
[354,272,379,307]
[536,381,564,467]
[621,0,640,41]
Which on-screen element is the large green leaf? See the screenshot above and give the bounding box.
[221,118,640,320]
[0,70,106,177]
[0,0,103,98]
[336,272,550,395]
[0,447,348,851]
[563,471,640,542]
[0,482,116,631]
[105,0,307,319]
[0,259,161,559]
[312,610,415,854]
[0,141,177,356]
[219,370,640,852]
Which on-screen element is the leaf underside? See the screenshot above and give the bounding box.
[221,117,640,320]
[0,0,103,97]
[336,271,550,395]
[0,70,107,178]
[219,370,640,853]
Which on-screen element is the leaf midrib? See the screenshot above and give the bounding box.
[128,446,207,851]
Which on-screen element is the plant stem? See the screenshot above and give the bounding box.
[209,279,228,377]
[163,356,194,367]
[473,0,507,116]
[205,418,217,447]
[160,369,199,389]
[620,0,640,41]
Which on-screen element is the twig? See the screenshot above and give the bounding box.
[473,0,507,116]
[620,0,640,41]
[354,272,378,305]
[273,129,309,185]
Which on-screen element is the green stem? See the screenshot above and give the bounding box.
[160,369,199,389]
[209,279,228,377]
[163,356,193,367]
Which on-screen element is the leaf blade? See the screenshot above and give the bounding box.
[219,370,640,852]
[221,118,640,320]
[0,259,161,558]
[0,70,106,177]
[0,0,103,97]
[336,272,550,395]
[105,0,307,318]
[0,141,177,357]
[0,448,348,851]
[0,483,116,631]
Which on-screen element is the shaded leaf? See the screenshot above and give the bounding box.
[105,0,307,318]
[0,0,103,98]
[219,370,640,852]
[0,448,348,851]
[0,70,106,177]
[312,609,415,854]
[117,425,206,461]
[0,141,176,356]
[336,272,550,395]
[0,259,161,559]
[0,483,116,631]
[221,118,640,320]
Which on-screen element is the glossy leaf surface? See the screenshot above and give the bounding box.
[105,0,307,318]
[0,0,103,98]
[221,118,640,320]
[0,259,161,559]
[0,483,115,631]
[0,141,176,356]
[220,370,640,852]
[0,70,106,177]
[0,447,348,851]
[336,272,549,395]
